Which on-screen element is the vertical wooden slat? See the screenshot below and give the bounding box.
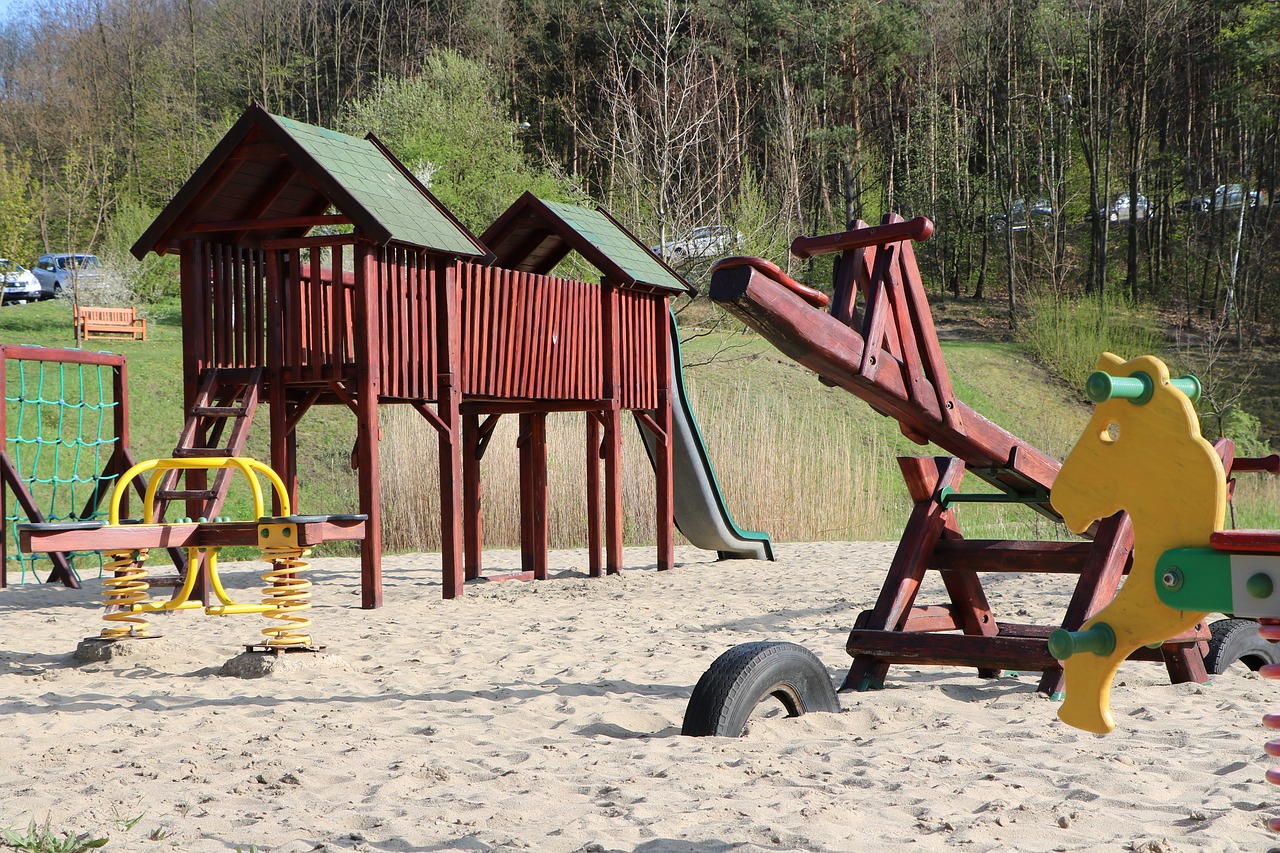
[427,256,439,399]
[309,249,323,380]
[567,281,581,399]
[486,267,502,395]
[490,269,507,395]
[549,279,565,399]
[502,271,523,397]
[251,249,264,367]
[210,244,224,364]
[458,262,471,394]
[397,248,409,398]
[521,275,543,398]
[331,245,346,369]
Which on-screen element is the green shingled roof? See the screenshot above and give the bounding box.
[538,199,688,293]
[273,114,481,255]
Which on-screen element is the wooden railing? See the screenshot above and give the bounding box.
[458,262,607,401]
[196,241,267,370]
[192,243,660,407]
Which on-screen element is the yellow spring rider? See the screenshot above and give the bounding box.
[97,457,319,650]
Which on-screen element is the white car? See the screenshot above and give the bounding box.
[0,259,42,304]
[651,225,743,265]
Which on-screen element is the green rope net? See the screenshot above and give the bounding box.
[4,359,119,582]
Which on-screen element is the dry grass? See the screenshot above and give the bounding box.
[376,373,903,555]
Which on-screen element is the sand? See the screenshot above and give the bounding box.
[1,542,1277,852]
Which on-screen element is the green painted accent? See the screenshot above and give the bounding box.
[1153,547,1233,612]
[1247,572,1275,600]
[1050,691,1065,702]
[537,199,689,293]
[1047,623,1116,659]
[1174,374,1202,403]
[937,486,1050,509]
[853,675,885,692]
[271,114,481,256]
[1085,370,1201,405]
[1000,670,1020,677]
[1086,371,1153,404]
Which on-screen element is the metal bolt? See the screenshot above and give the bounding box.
[1162,568,1184,591]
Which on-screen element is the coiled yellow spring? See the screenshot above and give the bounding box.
[100,548,152,639]
[259,544,313,648]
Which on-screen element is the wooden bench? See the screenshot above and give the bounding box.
[74,306,147,341]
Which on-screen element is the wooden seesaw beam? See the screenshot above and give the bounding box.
[708,242,1060,509]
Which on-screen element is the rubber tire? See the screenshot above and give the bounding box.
[682,642,839,737]
[1204,618,1280,674]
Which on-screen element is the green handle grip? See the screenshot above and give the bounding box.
[1048,622,1116,660]
[1085,371,1201,405]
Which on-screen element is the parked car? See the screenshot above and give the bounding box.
[651,225,743,264]
[1180,184,1267,215]
[32,253,102,298]
[988,197,1054,232]
[1087,192,1152,222]
[0,259,41,304]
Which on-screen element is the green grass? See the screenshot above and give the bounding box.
[0,819,107,852]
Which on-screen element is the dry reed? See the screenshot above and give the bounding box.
[376,373,905,555]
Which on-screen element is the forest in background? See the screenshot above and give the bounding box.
[0,0,1277,345]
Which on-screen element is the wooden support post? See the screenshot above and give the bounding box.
[266,249,290,513]
[353,243,384,608]
[842,456,966,691]
[517,413,549,580]
[654,299,674,571]
[519,414,534,573]
[436,258,465,600]
[586,413,602,578]
[462,413,482,581]
[1036,512,1133,695]
[601,283,624,574]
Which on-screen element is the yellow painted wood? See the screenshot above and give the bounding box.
[1050,353,1225,734]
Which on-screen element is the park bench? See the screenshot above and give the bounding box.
[74,305,147,341]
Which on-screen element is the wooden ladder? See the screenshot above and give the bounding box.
[151,367,263,524]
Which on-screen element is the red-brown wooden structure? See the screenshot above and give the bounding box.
[708,215,1216,696]
[132,106,692,608]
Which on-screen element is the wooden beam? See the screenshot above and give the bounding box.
[189,214,351,234]
[261,234,361,251]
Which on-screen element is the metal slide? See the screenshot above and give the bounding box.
[636,313,774,561]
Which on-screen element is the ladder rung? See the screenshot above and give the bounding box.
[192,406,248,417]
[156,489,218,501]
[172,447,234,458]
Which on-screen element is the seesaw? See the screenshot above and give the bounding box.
[1048,353,1280,827]
[20,456,365,653]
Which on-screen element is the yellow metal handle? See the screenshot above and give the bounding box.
[109,456,291,525]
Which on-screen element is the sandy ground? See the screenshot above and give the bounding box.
[1,541,1277,852]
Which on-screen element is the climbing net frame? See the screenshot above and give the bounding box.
[1,345,143,588]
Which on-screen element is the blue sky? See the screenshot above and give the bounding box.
[0,0,24,24]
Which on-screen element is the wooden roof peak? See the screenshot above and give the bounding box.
[479,192,694,296]
[132,104,489,260]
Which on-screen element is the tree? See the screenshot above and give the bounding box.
[343,50,574,232]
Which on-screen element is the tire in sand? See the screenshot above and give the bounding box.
[682,641,840,737]
[1204,617,1280,675]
